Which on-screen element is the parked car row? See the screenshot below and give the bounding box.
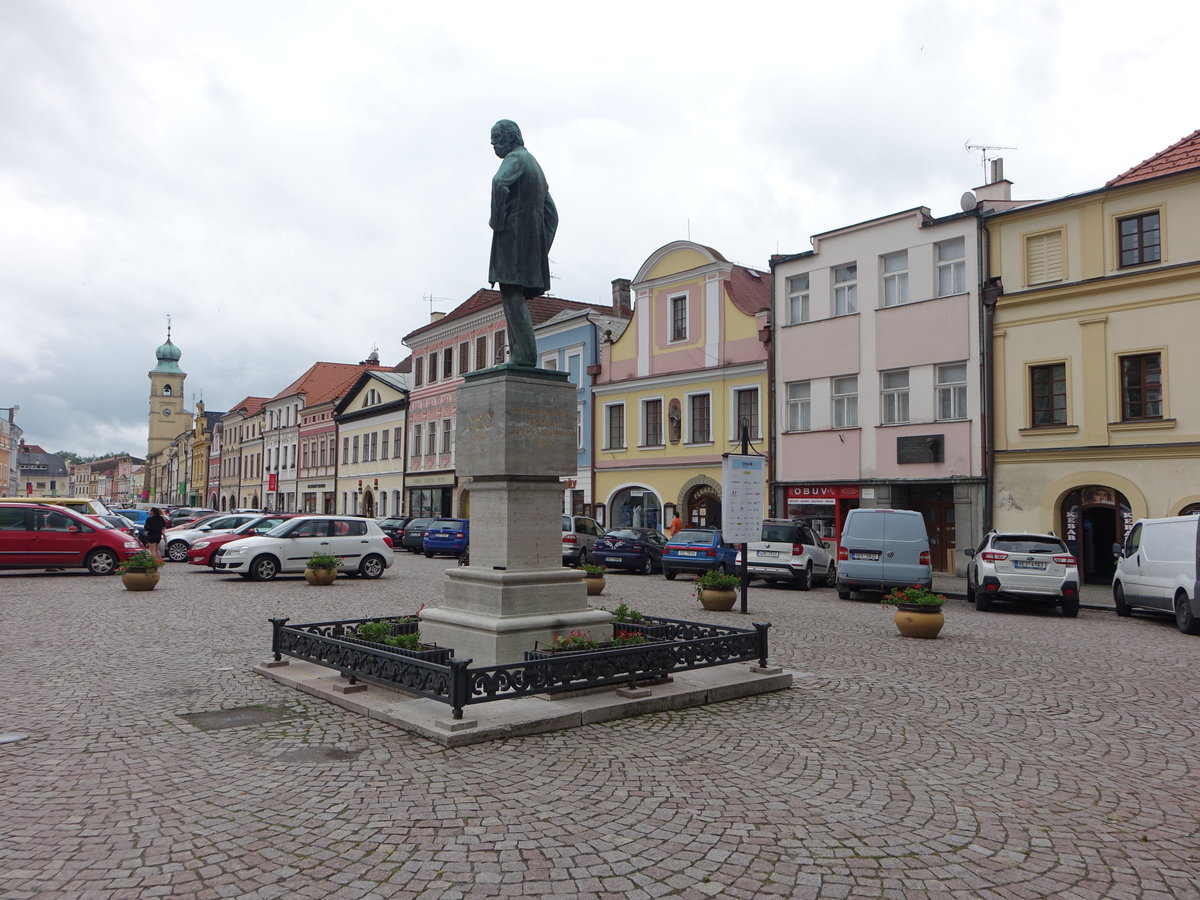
[0,502,143,574]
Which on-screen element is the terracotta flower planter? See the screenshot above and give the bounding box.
[583,575,606,596]
[698,588,737,611]
[121,570,160,591]
[892,603,945,639]
[304,567,338,586]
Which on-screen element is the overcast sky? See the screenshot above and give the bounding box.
[3,0,1197,457]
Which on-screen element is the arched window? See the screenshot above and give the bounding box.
[163,385,172,396]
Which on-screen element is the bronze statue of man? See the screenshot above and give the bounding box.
[488,119,558,367]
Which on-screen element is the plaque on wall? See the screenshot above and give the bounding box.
[897,434,944,464]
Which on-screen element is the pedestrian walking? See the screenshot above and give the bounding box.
[668,512,683,537]
[144,507,167,562]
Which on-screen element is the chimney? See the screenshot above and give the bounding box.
[430,311,446,323]
[611,278,632,317]
[989,157,1004,183]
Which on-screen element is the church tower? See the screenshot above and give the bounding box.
[148,324,188,457]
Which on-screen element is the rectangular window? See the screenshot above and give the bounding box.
[643,398,663,446]
[1118,212,1161,267]
[428,352,438,383]
[671,295,688,341]
[414,357,424,387]
[576,406,584,449]
[834,263,857,316]
[443,347,454,379]
[475,335,488,370]
[936,363,968,420]
[1120,353,1162,420]
[302,444,309,469]
[786,274,810,324]
[352,435,359,463]
[442,419,452,453]
[381,429,389,459]
[459,341,470,374]
[735,387,760,439]
[411,425,422,458]
[567,353,582,387]
[426,426,437,456]
[1026,230,1064,285]
[689,393,711,443]
[1030,363,1067,426]
[342,437,350,465]
[541,353,559,371]
[786,382,811,431]
[370,432,378,461]
[606,403,625,449]
[319,439,326,467]
[494,329,506,364]
[881,369,910,424]
[832,376,858,428]
[393,427,402,458]
[937,238,966,296]
[881,251,908,307]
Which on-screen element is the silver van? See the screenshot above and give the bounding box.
[835,508,931,599]
[1112,515,1200,635]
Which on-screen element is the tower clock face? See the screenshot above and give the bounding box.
[162,408,172,417]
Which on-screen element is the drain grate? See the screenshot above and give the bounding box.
[180,705,304,731]
[271,746,364,763]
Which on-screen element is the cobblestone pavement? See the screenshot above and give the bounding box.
[3,553,1197,899]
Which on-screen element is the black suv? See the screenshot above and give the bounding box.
[400,517,434,553]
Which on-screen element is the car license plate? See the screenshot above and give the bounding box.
[759,550,779,558]
[678,550,697,557]
[1014,559,1047,570]
[851,551,881,560]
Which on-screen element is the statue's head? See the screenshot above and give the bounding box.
[491,119,524,158]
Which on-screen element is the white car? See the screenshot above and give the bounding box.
[964,532,1080,616]
[163,513,261,562]
[213,515,394,581]
[737,518,835,590]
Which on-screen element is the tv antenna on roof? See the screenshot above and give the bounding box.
[965,140,1017,181]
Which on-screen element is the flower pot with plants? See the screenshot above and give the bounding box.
[117,550,164,591]
[607,602,673,639]
[304,552,341,586]
[524,629,650,660]
[694,569,740,611]
[882,585,947,638]
[350,618,452,663]
[579,561,607,596]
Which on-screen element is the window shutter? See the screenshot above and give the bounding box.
[1026,231,1063,285]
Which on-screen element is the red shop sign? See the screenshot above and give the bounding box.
[785,485,860,500]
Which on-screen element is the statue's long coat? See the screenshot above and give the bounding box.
[489,146,558,296]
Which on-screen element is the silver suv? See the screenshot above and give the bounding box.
[562,515,603,566]
[738,519,835,590]
[964,532,1080,616]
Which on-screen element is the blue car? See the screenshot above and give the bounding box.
[115,508,150,542]
[591,528,667,575]
[661,528,739,580]
[423,518,469,559]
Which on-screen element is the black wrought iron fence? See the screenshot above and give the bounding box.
[269,615,771,720]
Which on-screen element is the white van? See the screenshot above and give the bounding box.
[1112,515,1200,635]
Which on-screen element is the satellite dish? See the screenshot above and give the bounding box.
[960,191,977,212]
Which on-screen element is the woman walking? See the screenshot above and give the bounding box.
[143,507,167,562]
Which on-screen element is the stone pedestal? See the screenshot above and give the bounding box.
[419,366,610,665]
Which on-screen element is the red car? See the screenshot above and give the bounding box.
[187,514,301,568]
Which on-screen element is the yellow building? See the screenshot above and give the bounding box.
[592,242,770,531]
[985,128,1200,584]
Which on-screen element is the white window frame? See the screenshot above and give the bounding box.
[686,391,712,444]
[641,396,665,447]
[937,238,967,297]
[411,424,422,459]
[576,404,584,450]
[1026,229,1064,286]
[541,352,559,371]
[834,263,858,316]
[670,294,688,342]
[441,418,453,454]
[425,425,437,456]
[936,363,968,420]
[567,351,583,387]
[604,402,626,450]
[786,383,811,432]
[832,375,858,428]
[786,274,810,324]
[881,251,909,307]
[880,369,910,424]
[731,386,761,440]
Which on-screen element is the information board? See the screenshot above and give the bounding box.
[721,454,765,544]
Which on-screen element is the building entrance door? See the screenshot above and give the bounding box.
[687,486,721,529]
[902,484,955,573]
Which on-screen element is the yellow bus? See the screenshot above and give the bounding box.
[0,496,112,517]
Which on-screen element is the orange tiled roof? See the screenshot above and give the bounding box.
[228,396,269,416]
[403,288,617,343]
[1107,127,1200,187]
[272,362,387,406]
[728,265,772,316]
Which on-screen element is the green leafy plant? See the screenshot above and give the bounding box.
[579,561,606,577]
[306,552,341,571]
[610,603,645,624]
[881,585,946,608]
[117,550,163,574]
[355,617,421,650]
[545,631,600,652]
[694,568,740,598]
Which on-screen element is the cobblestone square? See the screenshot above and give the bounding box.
[3,557,1197,898]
